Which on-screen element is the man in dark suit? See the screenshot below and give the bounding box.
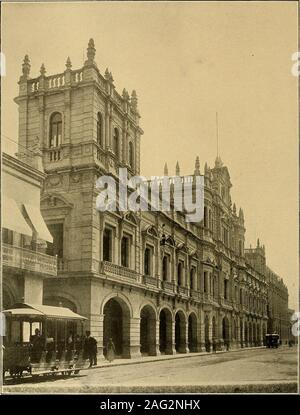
[84,331,97,367]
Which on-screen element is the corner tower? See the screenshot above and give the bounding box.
[14,39,143,178]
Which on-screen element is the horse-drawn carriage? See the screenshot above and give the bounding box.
[2,303,89,379]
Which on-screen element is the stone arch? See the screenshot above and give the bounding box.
[212,315,217,351]
[204,314,210,352]
[244,321,249,347]
[188,312,198,352]
[159,307,173,354]
[103,296,131,358]
[175,309,187,353]
[100,292,133,318]
[140,303,157,356]
[249,321,253,346]
[222,316,230,350]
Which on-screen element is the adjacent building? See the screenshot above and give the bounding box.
[2,152,57,308]
[5,39,291,359]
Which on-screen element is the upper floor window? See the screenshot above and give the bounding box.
[2,228,13,245]
[128,141,134,169]
[190,268,195,290]
[144,247,151,276]
[177,261,183,286]
[46,224,63,258]
[204,206,208,228]
[204,271,208,293]
[103,228,113,262]
[224,279,229,299]
[97,112,103,146]
[113,128,119,158]
[162,255,168,281]
[49,112,62,148]
[121,235,130,268]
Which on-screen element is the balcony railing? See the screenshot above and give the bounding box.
[177,286,189,297]
[102,261,140,283]
[143,275,159,288]
[161,280,174,293]
[2,244,57,277]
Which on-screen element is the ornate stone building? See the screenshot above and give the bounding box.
[9,39,290,359]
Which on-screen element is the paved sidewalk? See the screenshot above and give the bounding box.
[88,346,266,371]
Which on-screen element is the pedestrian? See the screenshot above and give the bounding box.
[84,330,98,367]
[106,338,116,363]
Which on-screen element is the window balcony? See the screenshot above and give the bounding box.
[161,280,174,294]
[101,261,140,283]
[142,275,159,288]
[2,243,57,277]
[177,286,189,297]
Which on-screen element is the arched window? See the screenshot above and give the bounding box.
[97,112,103,146]
[128,141,134,169]
[49,112,62,148]
[113,128,119,158]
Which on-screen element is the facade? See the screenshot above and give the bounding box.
[266,267,290,343]
[2,152,57,308]
[8,39,290,359]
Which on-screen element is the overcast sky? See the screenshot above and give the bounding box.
[2,2,298,309]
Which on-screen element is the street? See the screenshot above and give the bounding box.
[2,347,298,393]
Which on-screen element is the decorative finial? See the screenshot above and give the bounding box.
[131,90,138,110]
[233,203,236,214]
[105,68,110,80]
[85,38,96,65]
[122,88,130,101]
[66,56,72,70]
[40,63,46,77]
[204,162,208,175]
[109,71,114,83]
[257,238,260,248]
[239,207,244,220]
[164,163,168,176]
[176,161,180,176]
[194,156,200,175]
[215,155,223,168]
[21,55,31,79]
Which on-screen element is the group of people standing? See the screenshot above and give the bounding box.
[83,331,116,367]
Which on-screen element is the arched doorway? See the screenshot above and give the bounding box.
[244,323,249,347]
[175,310,187,353]
[256,324,260,346]
[212,316,217,351]
[188,313,197,352]
[159,308,173,354]
[205,315,210,352]
[140,305,157,356]
[240,319,244,347]
[103,297,131,358]
[222,316,230,350]
[249,322,253,346]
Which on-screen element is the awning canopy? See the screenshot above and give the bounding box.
[23,203,53,243]
[3,303,87,321]
[2,196,32,236]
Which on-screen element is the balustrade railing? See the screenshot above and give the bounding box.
[2,244,57,276]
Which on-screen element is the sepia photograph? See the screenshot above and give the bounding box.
[0,0,299,397]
